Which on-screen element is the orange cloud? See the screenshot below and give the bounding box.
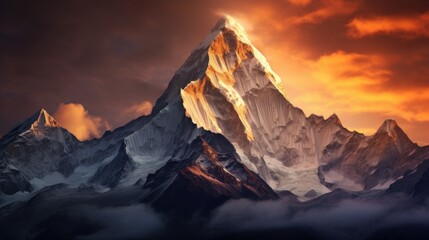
[348,12,429,38]
[286,51,429,123]
[53,103,111,140]
[122,101,153,119]
[291,0,359,24]
[221,0,359,35]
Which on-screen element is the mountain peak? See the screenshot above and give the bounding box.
[21,109,61,139]
[180,15,288,142]
[0,108,67,147]
[196,15,252,52]
[30,109,61,129]
[212,15,249,39]
[376,119,399,137]
[375,118,416,151]
[327,113,342,126]
[217,15,235,24]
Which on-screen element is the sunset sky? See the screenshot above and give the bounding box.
[1,0,428,144]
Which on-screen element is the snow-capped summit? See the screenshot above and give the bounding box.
[181,14,289,140]
[11,109,77,148]
[31,109,60,127]
[25,109,62,139]
[0,109,71,148]
[197,15,253,52]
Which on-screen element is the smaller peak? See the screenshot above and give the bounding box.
[375,118,416,151]
[30,108,60,129]
[327,113,342,126]
[307,114,324,124]
[38,108,49,118]
[328,113,339,119]
[377,118,398,134]
[31,108,49,119]
[308,114,323,120]
[1,108,64,144]
[40,108,48,114]
[376,118,404,140]
[383,118,398,125]
[27,109,44,123]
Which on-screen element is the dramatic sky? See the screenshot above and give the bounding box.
[1,0,428,144]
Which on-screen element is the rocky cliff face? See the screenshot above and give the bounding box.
[142,133,279,215]
[320,119,428,191]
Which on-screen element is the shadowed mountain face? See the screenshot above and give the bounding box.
[1,15,429,240]
[142,133,279,216]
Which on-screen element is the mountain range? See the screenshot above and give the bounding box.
[1,16,429,240]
